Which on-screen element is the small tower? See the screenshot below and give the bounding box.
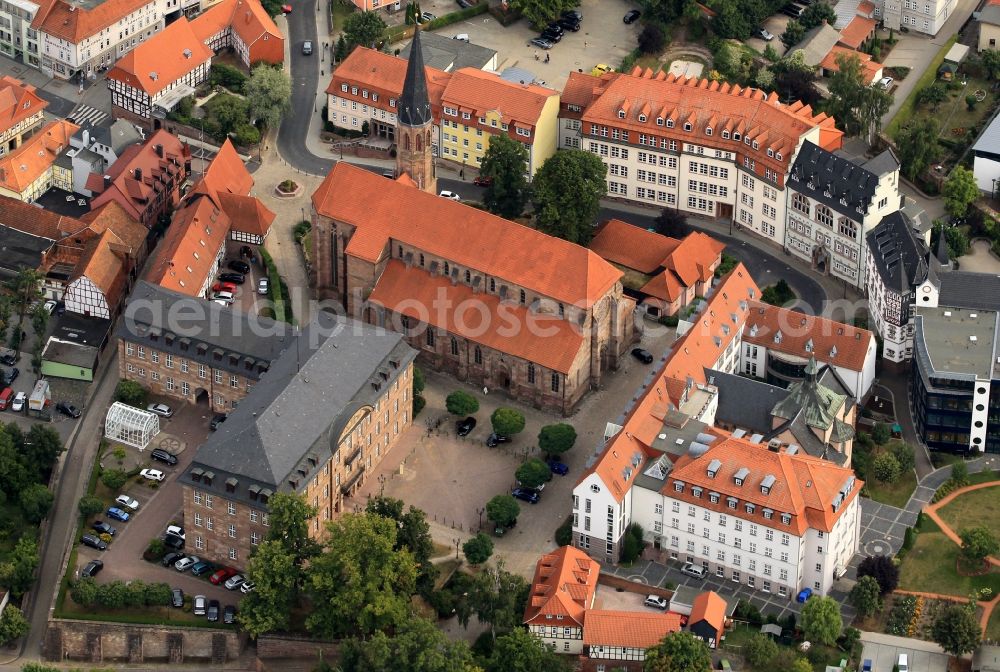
[395,28,436,194]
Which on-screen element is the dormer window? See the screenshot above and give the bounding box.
[752,141,759,150]
[744,136,751,145]
[639,114,647,122]
[722,130,730,139]
[733,132,741,141]
[746,503,755,514]
[674,482,684,493]
[656,117,664,126]
[781,513,791,525]
[776,153,782,161]
[763,509,773,519]
[666,119,674,128]
[618,110,626,119]
[705,127,713,136]
[767,148,774,157]
[683,122,692,131]
[710,493,720,503]
[692,487,702,498]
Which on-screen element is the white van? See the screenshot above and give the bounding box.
[681,562,707,579]
[897,653,908,672]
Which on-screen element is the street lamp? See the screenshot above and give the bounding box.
[453,537,461,560]
[476,507,485,532]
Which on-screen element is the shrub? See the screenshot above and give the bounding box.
[619,523,645,564]
[412,395,426,417]
[233,123,261,146]
[78,495,104,518]
[555,515,573,546]
[951,460,969,486]
[872,451,901,483]
[445,390,479,416]
[638,23,667,54]
[114,380,147,408]
[100,469,128,491]
[745,632,779,668]
[462,533,494,565]
[209,63,247,90]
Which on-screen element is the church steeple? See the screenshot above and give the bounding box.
[395,27,436,193]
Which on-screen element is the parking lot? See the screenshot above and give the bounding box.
[860,634,949,672]
[407,0,642,90]
[214,240,268,316]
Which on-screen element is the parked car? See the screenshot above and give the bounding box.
[240,580,256,594]
[511,487,540,504]
[561,9,582,21]
[540,27,562,42]
[174,556,199,572]
[224,574,246,590]
[419,11,435,22]
[879,76,894,90]
[861,660,872,672]
[796,587,813,603]
[456,0,473,7]
[219,272,246,285]
[453,33,470,41]
[106,507,130,522]
[681,562,707,579]
[164,533,185,550]
[212,291,235,305]
[193,594,207,615]
[210,413,228,430]
[439,190,461,200]
[140,468,165,482]
[897,654,908,672]
[756,27,774,40]
[207,600,220,622]
[223,604,237,625]
[211,567,238,585]
[92,520,116,536]
[146,403,173,418]
[486,433,509,447]
[529,37,554,50]
[624,9,641,23]
[115,494,139,511]
[456,416,476,436]
[81,534,107,551]
[43,299,57,314]
[544,21,564,36]
[631,348,654,364]
[56,401,81,418]
[644,594,668,609]
[11,391,26,412]
[257,278,269,295]
[301,40,313,55]
[171,588,184,608]
[162,551,184,567]
[547,459,569,476]
[558,14,581,30]
[212,281,237,293]
[0,354,15,366]
[166,524,185,539]
[2,367,18,385]
[81,560,103,578]
[473,175,492,187]
[191,560,217,576]
[151,448,178,466]
[228,260,250,274]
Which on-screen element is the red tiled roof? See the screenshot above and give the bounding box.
[0,76,46,137]
[33,0,150,42]
[0,119,77,194]
[590,219,680,274]
[202,139,253,197]
[583,610,682,649]
[0,193,84,240]
[107,18,213,97]
[191,0,283,65]
[523,546,599,627]
[368,260,585,374]
[442,68,557,131]
[821,46,882,84]
[665,232,726,286]
[217,192,274,238]
[313,162,623,306]
[689,591,727,634]
[640,270,685,303]
[71,228,127,299]
[144,194,228,296]
[741,301,874,372]
[80,200,147,253]
[838,16,877,50]
[326,46,450,118]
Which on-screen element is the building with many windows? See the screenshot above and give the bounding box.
[877,0,956,35]
[0,119,76,201]
[0,75,47,156]
[0,0,42,67]
[182,315,416,567]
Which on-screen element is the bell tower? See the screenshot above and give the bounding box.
[395,27,436,194]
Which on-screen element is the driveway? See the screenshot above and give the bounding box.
[859,632,949,672]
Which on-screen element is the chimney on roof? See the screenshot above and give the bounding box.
[82,129,90,147]
[103,175,111,189]
[183,49,192,59]
[134,167,142,181]
[155,144,163,158]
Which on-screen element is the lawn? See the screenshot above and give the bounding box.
[865,468,917,509]
[329,0,353,34]
[721,623,848,672]
[937,482,1000,534]
[898,517,1000,598]
[58,597,230,628]
[988,605,1000,641]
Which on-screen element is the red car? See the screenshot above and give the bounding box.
[209,567,238,585]
[212,281,237,293]
[281,3,291,11]
[473,175,492,187]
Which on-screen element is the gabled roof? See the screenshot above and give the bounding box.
[742,301,874,373]
[190,0,283,65]
[793,23,843,67]
[690,591,727,633]
[32,0,152,43]
[665,232,726,286]
[523,546,599,627]
[0,76,46,136]
[106,18,213,97]
[217,192,275,238]
[820,46,882,84]
[0,193,85,240]
[441,68,558,130]
[789,141,880,222]
[838,15,877,49]
[866,212,928,295]
[313,162,622,306]
[590,219,680,275]
[202,139,253,197]
[0,119,78,194]
[325,46,451,116]
[80,200,147,252]
[71,228,127,299]
[583,610,682,648]
[144,194,229,296]
[938,272,1000,311]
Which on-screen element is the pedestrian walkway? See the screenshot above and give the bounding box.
[922,480,1000,568]
[66,103,108,127]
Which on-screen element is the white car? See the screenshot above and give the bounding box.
[756,27,774,40]
[225,574,246,590]
[146,403,173,418]
[240,580,256,594]
[43,299,58,314]
[166,524,185,539]
[174,555,200,572]
[257,278,269,295]
[644,594,668,609]
[438,190,461,201]
[11,391,26,412]
[140,468,165,482]
[879,76,894,90]
[212,291,234,304]
[115,494,139,511]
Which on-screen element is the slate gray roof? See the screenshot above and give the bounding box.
[938,271,1000,311]
[191,315,416,492]
[116,281,294,379]
[788,141,880,223]
[0,225,55,277]
[779,366,853,466]
[973,112,1000,162]
[399,28,433,127]
[981,4,1000,25]
[866,212,928,295]
[706,368,788,434]
[792,23,841,66]
[862,148,900,176]
[400,30,497,72]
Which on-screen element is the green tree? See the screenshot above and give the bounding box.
[464,561,530,642]
[306,513,417,638]
[239,540,299,636]
[942,166,980,219]
[982,48,1000,79]
[70,577,99,607]
[96,580,129,609]
[100,468,128,491]
[485,494,519,529]
[916,83,948,109]
[20,482,54,522]
[0,537,38,597]
[800,1,836,29]
[486,627,571,672]
[620,522,646,564]
[265,492,320,570]
[538,423,577,458]
[462,533,494,565]
[479,134,530,219]
[781,19,805,48]
[210,95,250,136]
[0,605,28,646]
[6,268,42,358]
[515,458,550,489]
[366,496,436,590]
[858,82,893,145]
[788,659,813,672]
[959,526,1000,565]
[654,207,690,238]
[932,220,971,258]
[531,150,607,244]
[30,302,48,338]
[871,422,891,445]
[78,495,104,518]
[931,603,982,656]
[343,10,388,51]
[245,65,291,131]
[889,441,915,472]
[508,0,578,28]
[258,0,282,16]
[335,34,348,62]
[639,23,667,54]
[490,407,525,436]
[872,452,900,483]
[339,617,479,672]
[849,575,883,618]
[744,632,779,667]
[827,52,867,136]
[446,391,479,416]
[114,380,148,408]
[857,554,899,595]
[413,366,426,396]
[952,460,970,485]
[895,117,940,181]
[644,631,712,672]
[143,582,173,607]
[800,596,842,645]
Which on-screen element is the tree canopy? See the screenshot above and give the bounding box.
[339,617,481,672]
[462,533,494,565]
[485,494,520,529]
[644,631,712,672]
[532,150,607,244]
[538,423,577,458]
[508,0,579,28]
[931,604,981,656]
[800,596,843,645]
[849,575,882,618]
[446,391,479,416]
[857,554,899,595]
[895,118,940,181]
[800,1,835,29]
[826,52,892,141]
[245,65,291,130]
[343,10,388,51]
[959,526,999,565]
[479,134,530,219]
[486,627,572,672]
[781,20,804,49]
[942,166,980,220]
[515,458,551,489]
[491,407,525,436]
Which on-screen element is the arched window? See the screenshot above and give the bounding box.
[816,205,834,228]
[489,278,496,292]
[416,134,422,151]
[474,346,482,365]
[839,218,858,239]
[527,363,536,384]
[464,269,471,283]
[792,192,810,215]
[404,135,410,151]
[450,338,459,356]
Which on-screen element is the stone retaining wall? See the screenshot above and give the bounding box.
[44,618,244,663]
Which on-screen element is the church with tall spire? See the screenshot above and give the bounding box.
[395,27,436,194]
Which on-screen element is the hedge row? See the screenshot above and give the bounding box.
[387,3,488,42]
[259,248,293,324]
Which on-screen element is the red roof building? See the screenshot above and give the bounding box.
[0,76,48,157]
